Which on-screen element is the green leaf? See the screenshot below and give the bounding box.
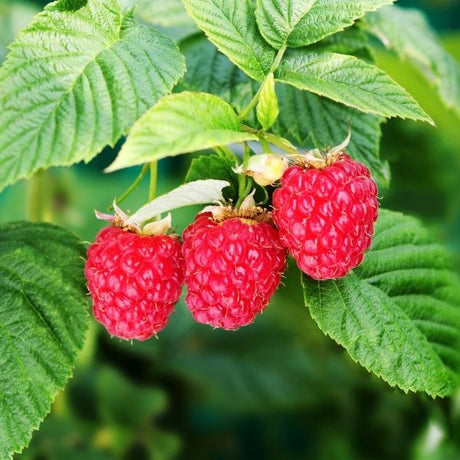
[274,83,388,185]
[356,210,460,382]
[257,73,279,130]
[106,92,258,171]
[182,0,275,81]
[255,0,394,49]
[309,24,374,61]
[255,0,315,49]
[364,5,460,117]
[0,222,88,458]
[0,0,185,192]
[179,36,386,183]
[185,154,240,202]
[276,50,433,123]
[302,209,460,397]
[178,34,257,119]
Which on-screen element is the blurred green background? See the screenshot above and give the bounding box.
[1,0,460,459]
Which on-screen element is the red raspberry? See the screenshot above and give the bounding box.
[272,154,378,280]
[85,226,184,340]
[182,211,286,330]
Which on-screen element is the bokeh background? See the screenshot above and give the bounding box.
[1,0,460,458]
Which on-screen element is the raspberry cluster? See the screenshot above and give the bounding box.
[85,152,378,338]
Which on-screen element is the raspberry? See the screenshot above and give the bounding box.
[272,154,378,280]
[85,226,184,340]
[182,210,286,330]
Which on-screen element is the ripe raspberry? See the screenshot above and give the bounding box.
[85,226,184,340]
[272,154,378,280]
[182,210,286,330]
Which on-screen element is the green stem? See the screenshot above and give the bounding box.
[27,170,51,222]
[214,146,239,164]
[111,163,149,209]
[149,161,157,202]
[263,133,301,156]
[242,125,301,156]
[242,143,250,168]
[238,83,264,121]
[238,45,287,121]
[260,137,272,153]
[270,44,287,73]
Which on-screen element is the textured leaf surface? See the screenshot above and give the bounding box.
[274,83,387,185]
[309,25,374,61]
[182,0,275,81]
[255,0,315,49]
[364,5,460,117]
[0,222,88,458]
[276,50,432,122]
[178,34,257,115]
[107,92,258,171]
[256,0,394,49]
[125,180,230,226]
[185,154,239,202]
[257,73,279,130]
[179,36,386,183]
[303,209,460,397]
[0,0,185,192]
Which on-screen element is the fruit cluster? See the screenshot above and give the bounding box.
[85,153,378,340]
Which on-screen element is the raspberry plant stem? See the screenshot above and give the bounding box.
[111,163,149,209]
[271,45,288,72]
[238,83,264,121]
[242,125,302,157]
[27,169,52,222]
[260,137,272,153]
[238,45,287,121]
[214,146,238,164]
[149,161,157,202]
[235,143,252,208]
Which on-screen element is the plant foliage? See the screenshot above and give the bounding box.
[0,222,88,458]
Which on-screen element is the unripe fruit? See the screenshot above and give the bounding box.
[245,154,288,186]
[85,226,184,340]
[182,209,286,329]
[273,153,378,280]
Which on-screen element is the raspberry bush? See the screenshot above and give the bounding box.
[0,0,459,457]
